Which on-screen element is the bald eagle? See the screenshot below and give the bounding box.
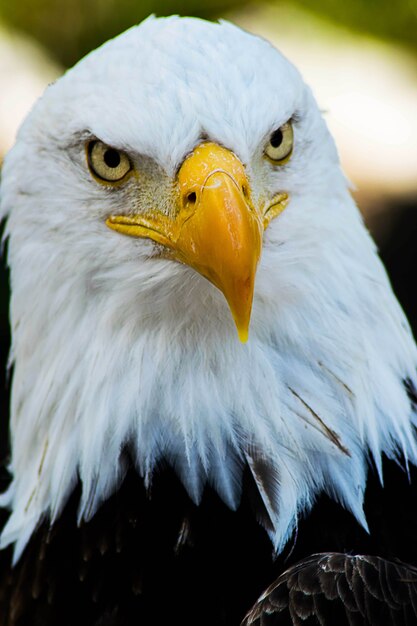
[1,15,417,626]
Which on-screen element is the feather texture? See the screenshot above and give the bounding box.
[242,554,417,626]
[0,15,416,567]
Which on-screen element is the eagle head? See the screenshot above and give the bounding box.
[1,16,416,562]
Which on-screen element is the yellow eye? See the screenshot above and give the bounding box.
[87,141,132,183]
[264,122,293,164]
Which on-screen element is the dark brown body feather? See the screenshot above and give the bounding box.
[2,457,417,625]
[2,206,417,625]
[243,554,417,626]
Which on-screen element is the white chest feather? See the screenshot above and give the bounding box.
[0,15,417,564]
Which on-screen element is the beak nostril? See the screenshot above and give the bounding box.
[242,184,249,198]
[186,192,197,204]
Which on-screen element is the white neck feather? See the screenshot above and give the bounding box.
[1,191,417,563]
[1,15,416,564]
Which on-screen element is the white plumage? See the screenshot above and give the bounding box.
[1,15,416,568]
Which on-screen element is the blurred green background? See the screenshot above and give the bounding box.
[1,0,416,67]
[0,0,417,461]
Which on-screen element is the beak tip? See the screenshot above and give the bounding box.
[228,292,254,344]
[236,325,249,344]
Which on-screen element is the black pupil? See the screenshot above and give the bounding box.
[104,149,121,168]
[270,129,283,148]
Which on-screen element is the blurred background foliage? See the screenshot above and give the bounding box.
[0,0,416,67]
[0,0,245,67]
[0,0,417,460]
[294,0,417,57]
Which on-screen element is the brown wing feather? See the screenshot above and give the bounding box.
[242,553,417,626]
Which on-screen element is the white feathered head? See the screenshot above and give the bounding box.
[1,15,416,562]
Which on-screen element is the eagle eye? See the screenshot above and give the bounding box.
[264,122,293,164]
[87,140,132,183]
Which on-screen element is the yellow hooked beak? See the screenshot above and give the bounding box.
[106,143,288,342]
